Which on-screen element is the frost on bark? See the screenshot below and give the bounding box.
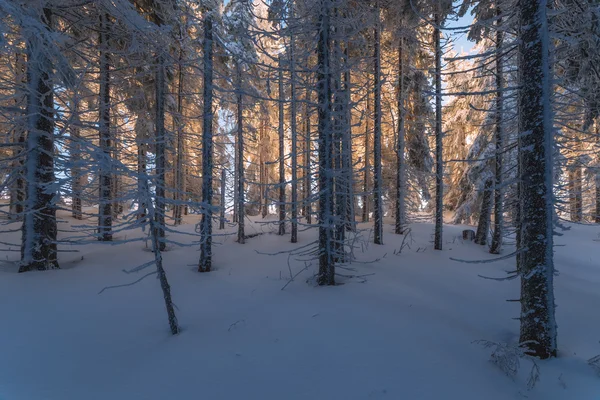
[98,12,113,242]
[198,11,214,272]
[517,0,557,359]
[317,0,335,286]
[20,7,58,272]
[372,1,383,245]
[433,12,443,251]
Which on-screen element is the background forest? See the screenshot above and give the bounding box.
[0,0,599,399]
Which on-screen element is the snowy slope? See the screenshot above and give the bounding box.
[0,214,598,400]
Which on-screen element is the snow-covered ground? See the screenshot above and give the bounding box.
[0,212,598,400]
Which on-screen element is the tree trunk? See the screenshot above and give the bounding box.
[236,64,245,244]
[290,13,298,243]
[304,88,312,223]
[220,168,226,230]
[155,51,167,251]
[10,52,26,220]
[98,13,113,241]
[362,78,370,223]
[342,46,355,232]
[70,103,83,220]
[475,178,493,245]
[373,2,383,245]
[490,3,505,254]
[173,47,185,226]
[518,0,557,359]
[198,13,214,272]
[395,38,407,235]
[434,12,443,251]
[20,7,58,272]
[317,0,335,285]
[278,56,286,235]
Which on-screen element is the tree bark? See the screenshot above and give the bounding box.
[490,3,505,254]
[304,88,312,223]
[434,12,443,251]
[518,0,557,359]
[395,38,407,235]
[236,64,245,243]
[98,12,112,241]
[10,52,26,220]
[198,12,214,272]
[373,1,383,245]
[290,11,298,243]
[20,7,58,272]
[475,178,493,245]
[362,78,370,223]
[317,0,335,285]
[278,56,286,235]
[155,52,167,251]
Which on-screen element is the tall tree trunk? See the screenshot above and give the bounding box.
[20,7,58,272]
[373,1,383,245]
[304,88,312,223]
[290,12,298,243]
[137,130,148,221]
[98,13,113,241]
[433,12,443,251]
[173,47,185,226]
[198,12,214,272]
[70,103,83,220]
[475,178,493,245]
[220,168,226,230]
[155,53,167,251]
[490,4,505,254]
[395,38,407,235]
[10,52,26,220]
[362,78,370,222]
[342,46,355,232]
[317,0,334,285]
[278,56,286,235]
[333,27,345,261]
[236,64,245,244]
[518,0,557,359]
